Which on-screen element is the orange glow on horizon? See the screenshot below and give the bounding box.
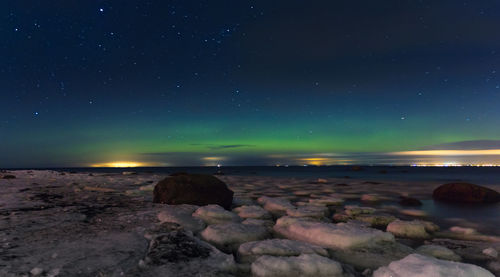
[90,161,157,168]
[392,149,500,156]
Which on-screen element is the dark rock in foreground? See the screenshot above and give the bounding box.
[2,174,16,179]
[433,183,500,204]
[399,196,422,206]
[153,174,234,209]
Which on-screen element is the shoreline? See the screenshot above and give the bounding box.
[1,170,499,276]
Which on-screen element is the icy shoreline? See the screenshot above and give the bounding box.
[0,170,498,276]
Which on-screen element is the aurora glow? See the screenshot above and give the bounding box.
[1,1,500,167]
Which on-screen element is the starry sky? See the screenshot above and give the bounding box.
[1,0,500,167]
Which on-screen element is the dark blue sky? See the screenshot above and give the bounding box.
[1,1,500,167]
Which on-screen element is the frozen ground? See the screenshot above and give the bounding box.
[0,170,498,276]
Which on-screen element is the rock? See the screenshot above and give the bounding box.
[416,245,461,261]
[308,197,344,206]
[143,228,236,275]
[373,253,494,277]
[286,205,328,219]
[232,197,254,207]
[433,183,500,203]
[488,261,500,275]
[157,204,206,233]
[257,196,295,216]
[483,247,498,258]
[121,171,137,175]
[386,220,436,239]
[2,175,16,179]
[430,238,500,262]
[237,239,328,263]
[332,212,351,223]
[193,204,241,225]
[274,217,394,250]
[145,230,211,264]
[399,196,422,206]
[30,267,43,276]
[344,205,375,216]
[46,268,60,277]
[200,222,270,253]
[316,178,328,183]
[450,226,477,235]
[233,205,271,220]
[355,214,397,229]
[399,209,428,217]
[83,186,116,192]
[242,218,275,228]
[361,194,381,202]
[330,241,413,270]
[153,174,234,209]
[251,254,344,277]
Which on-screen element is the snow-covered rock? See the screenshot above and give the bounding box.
[274,217,394,250]
[237,239,328,263]
[251,254,343,277]
[200,222,270,253]
[233,205,271,219]
[416,245,461,261]
[257,196,295,216]
[386,220,433,239]
[373,254,494,277]
[192,204,241,225]
[157,204,206,233]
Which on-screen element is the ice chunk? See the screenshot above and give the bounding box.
[330,241,413,270]
[386,220,434,239]
[373,253,494,277]
[238,239,328,263]
[251,254,343,277]
[233,205,271,219]
[257,196,295,216]
[157,204,205,233]
[274,217,394,250]
[200,222,270,253]
[416,245,461,261]
[193,204,241,225]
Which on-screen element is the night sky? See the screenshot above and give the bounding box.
[2,1,500,167]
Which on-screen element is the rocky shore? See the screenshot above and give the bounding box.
[0,170,499,276]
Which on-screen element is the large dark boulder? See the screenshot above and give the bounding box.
[433,183,500,204]
[153,174,233,209]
